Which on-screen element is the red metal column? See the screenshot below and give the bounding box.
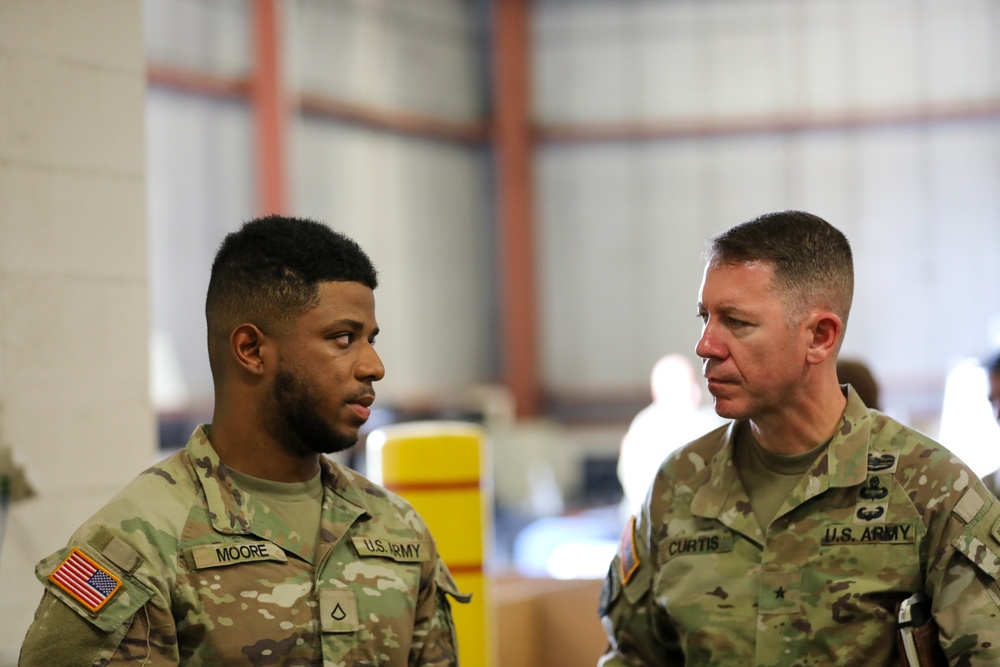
[493,0,539,418]
[252,0,287,215]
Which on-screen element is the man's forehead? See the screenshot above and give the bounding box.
[307,282,377,315]
[700,261,776,294]
[705,257,776,276]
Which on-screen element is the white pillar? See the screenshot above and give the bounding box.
[0,2,152,662]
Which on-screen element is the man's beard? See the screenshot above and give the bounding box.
[270,366,358,456]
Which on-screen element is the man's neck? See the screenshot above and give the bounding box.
[209,405,322,482]
[750,382,848,456]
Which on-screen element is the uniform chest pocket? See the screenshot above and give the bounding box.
[653,531,760,649]
[320,561,423,667]
[811,522,922,597]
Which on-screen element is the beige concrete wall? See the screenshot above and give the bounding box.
[0,1,152,662]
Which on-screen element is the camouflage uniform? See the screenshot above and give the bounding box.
[599,388,1000,666]
[20,426,468,666]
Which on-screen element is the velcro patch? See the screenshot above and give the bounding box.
[619,516,639,585]
[48,548,122,613]
[951,499,1000,580]
[188,541,287,569]
[660,531,734,559]
[954,487,986,524]
[351,537,429,562]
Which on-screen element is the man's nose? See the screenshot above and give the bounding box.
[696,325,724,360]
[358,344,385,382]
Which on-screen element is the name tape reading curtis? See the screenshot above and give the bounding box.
[660,531,734,559]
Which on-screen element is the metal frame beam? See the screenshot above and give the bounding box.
[493,0,540,418]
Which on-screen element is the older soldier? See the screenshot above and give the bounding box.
[599,211,1000,666]
[20,216,468,665]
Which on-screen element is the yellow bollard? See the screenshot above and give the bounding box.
[366,421,493,667]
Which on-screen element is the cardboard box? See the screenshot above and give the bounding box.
[493,576,607,667]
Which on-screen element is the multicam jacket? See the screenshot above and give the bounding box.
[20,426,467,666]
[599,388,1000,666]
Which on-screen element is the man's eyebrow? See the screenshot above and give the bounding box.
[717,305,748,316]
[329,319,380,338]
[698,303,751,317]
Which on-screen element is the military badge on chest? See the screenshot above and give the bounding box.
[854,476,889,523]
[820,454,918,545]
[853,451,899,525]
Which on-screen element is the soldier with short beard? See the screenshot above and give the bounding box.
[21,215,468,666]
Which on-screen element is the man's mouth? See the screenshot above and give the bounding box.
[347,394,375,421]
[704,376,735,391]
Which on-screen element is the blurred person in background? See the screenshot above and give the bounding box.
[837,358,880,411]
[986,351,1000,425]
[599,210,1000,666]
[617,354,724,517]
[980,350,1000,497]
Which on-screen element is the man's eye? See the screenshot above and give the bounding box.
[331,333,351,345]
[696,311,708,323]
[727,317,749,328]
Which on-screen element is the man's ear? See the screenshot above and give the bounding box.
[805,311,843,365]
[230,324,270,376]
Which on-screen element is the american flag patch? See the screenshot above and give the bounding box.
[48,548,122,613]
[619,515,640,585]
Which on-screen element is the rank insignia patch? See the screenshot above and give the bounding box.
[49,548,122,613]
[619,515,639,585]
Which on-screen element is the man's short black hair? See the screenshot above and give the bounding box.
[707,210,854,329]
[205,215,378,376]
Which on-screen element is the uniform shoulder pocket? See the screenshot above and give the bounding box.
[35,539,154,633]
[950,488,1000,581]
[620,516,652,605]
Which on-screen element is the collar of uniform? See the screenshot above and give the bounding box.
[691,420,743,519]
[317,456,374,527]
[690,387,873,515]
[824,386,874,489]
[689,421,767,544]
[186,425,254,536]
[185,425,372,538]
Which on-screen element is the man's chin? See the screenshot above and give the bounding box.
[711,397,745,421]
[303,425,361,456]
[319,436,359,455]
